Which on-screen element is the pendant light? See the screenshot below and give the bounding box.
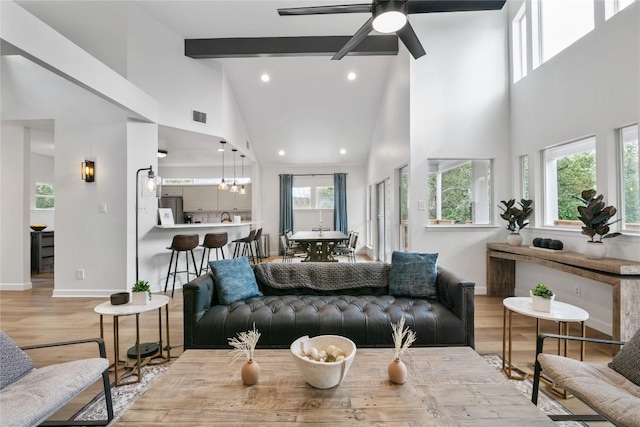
[239,154,246,195]
[230,149,239,193]
[218,141,228,191]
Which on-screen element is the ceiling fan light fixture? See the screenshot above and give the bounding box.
[372,1,407,33]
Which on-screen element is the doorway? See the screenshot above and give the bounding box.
[375,178,391,262]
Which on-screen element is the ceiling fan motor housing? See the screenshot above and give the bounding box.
[372,1,408,33]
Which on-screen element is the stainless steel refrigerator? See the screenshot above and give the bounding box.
[159,197,185,224]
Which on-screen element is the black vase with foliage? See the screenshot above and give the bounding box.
[575,189,621,243]
[499,199,533,233]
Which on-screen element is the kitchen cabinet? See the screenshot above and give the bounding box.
[161,186,183,197]
[217,184,252,211]
[183,186,217,212]
[31,231,54,273]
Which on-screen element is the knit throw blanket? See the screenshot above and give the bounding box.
[254,263,389,291]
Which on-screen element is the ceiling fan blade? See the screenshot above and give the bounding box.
[331,17,374,60]
[278,4,372,16]
[396,21,426,59]
[407,0,506,14]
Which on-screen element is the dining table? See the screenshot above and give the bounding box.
[288,230,349,262]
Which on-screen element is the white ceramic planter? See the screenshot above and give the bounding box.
[530,291,555,312]
[584,242,607,259]
[507,233,523,247]
[131,291,149,305]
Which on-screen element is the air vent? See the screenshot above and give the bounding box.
[192,110,207,124]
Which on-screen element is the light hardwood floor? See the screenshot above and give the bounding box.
[0,264,615,423]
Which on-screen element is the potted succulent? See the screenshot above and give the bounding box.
[499,199,533,246]
[131,280,151,305]
[530,283,555,312]
[575,189,621,259]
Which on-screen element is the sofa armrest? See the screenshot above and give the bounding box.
[183,273,216,350]
[436,265,475,348]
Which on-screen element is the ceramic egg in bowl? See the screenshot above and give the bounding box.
[290,335,356,389]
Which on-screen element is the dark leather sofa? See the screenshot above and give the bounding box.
[183,262,475,350]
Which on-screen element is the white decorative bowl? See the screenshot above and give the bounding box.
[290,335,356,389]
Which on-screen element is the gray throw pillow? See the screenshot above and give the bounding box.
[0,330,35,389]
[210,256,263,305]
[388,251,438,299]
[608,328,640,386]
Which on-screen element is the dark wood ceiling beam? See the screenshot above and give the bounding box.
[185,36,398,58]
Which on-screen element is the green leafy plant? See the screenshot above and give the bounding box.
[531,283,554,299]
[132,280,151,300]
[499,199,533,233]
[575,189,622,243]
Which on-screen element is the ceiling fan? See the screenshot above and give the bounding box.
[278,0,507,60]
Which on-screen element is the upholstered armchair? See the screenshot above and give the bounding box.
[532,330,640,426]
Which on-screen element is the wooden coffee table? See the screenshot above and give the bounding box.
[117,346,553,425]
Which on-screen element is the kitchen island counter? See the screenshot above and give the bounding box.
[155,221,260,229]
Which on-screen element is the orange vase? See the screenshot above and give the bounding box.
[388,358,407,384]
[241,359,260,385]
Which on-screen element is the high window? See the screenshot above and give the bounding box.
[620,124,639,231]
[543,136,596,226]
[605,0,636,20]
[532,0,594,68]
[427,159,492,225]
[35,182,55,209]
[512,3,527,82]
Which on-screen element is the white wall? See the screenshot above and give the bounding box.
[367,47,411,258]
[260,165,367,257]
[407,10,511,291]
[508,1,640,335]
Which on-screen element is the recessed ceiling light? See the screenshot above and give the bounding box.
[157,150,168,158]
[340,149,347,154]
[261,73,270,82]
[278,150,285,156]
[347,72,356,81]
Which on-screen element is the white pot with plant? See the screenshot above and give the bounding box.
[229,323,261,386]
[576,189,621,260]
[499,199,533,247]
[131,280,151,305]
[388,317,416,385]
[530,283,555,312]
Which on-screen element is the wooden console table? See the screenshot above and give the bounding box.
[486,243,640,342]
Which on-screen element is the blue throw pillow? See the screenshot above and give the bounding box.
[210,257,263,305]
[388,251,438,299]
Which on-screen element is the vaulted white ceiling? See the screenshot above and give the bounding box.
[17,0,401,168]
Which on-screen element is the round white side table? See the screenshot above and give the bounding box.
[94,294,171,386]
[502,297,589,383]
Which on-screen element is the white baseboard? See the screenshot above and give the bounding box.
[0,282,33,291]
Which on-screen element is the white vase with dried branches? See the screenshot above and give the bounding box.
[228,324,262,385]
[388,317,416,384]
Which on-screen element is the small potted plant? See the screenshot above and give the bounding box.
[228,323,261,385]
[575,189,621,259]
[499,199,533,246]
[131,280,151,305]
[388,317,417,385]
[530,283,554,312]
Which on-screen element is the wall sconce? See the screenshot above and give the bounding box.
[81,160,95,182]
[157,150,168,158]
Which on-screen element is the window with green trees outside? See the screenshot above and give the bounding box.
[35,182,54,209]
[621,124,639,231]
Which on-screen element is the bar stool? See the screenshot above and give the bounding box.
[200,232,228,275]
[164,234,199,298]
[252,228,263,263]
[232,229,256,263]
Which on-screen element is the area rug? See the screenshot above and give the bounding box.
[72,362,172,425]
[482,354,586,427]
[74,355,584,426]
